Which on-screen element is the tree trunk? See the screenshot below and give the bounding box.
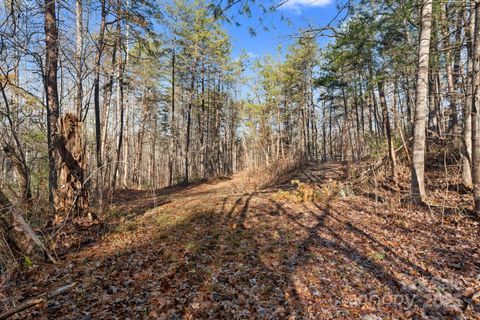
[122,112,129,188]
[322,104,327,161]
[411,0,433,203]
[428,26,439,135]
[471,1,480,212]
[378,80,397,179]
[53,114,90,218]
[184,69,195,183]
[44,0,60,209]
[463,2,474,189]
[441,3,458,135]
[394,82,411,163]
[134,89,148,187]
[93,0,106,211]
[100,37,118,165]
[0,84,32,203]
[329,97,333,160]
[111,12,125,192]
[3,145,32,203]
[75,0,83,118]
[169,51,176,186]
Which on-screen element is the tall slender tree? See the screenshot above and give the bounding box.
[44,0,60,208]
[75,0,83,118]
[411,0,433,203]
[471,0,480,212]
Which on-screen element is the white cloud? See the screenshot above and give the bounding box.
[282,0,332,10]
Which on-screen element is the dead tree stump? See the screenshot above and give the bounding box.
[53,113,90,221]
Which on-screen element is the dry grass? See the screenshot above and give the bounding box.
[244,157,302,190]
[273,178,354,204]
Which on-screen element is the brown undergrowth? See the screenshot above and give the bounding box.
[352,153,478,221]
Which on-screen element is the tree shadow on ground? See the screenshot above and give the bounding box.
[110,182,205,217]
[31,193,305,318]
[9,163,479,319]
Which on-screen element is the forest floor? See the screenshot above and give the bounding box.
[3,162,480,319]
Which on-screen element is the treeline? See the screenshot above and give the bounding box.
[0,0,251,219]
[250,0,480,210]
[322,0,480,207]
[243,36,318,166]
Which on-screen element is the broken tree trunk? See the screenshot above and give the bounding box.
[53,113,90,221]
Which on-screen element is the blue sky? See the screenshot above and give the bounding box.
[223,0,341,60]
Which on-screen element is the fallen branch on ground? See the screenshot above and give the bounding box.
[0,189,56,264]
[0,282,77,320]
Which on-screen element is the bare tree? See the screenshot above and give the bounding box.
[411,0,433,203]
[471,0,480,212]
[44,0,60,208]
[75,0,83,118]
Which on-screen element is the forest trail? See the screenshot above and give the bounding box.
[7,163,480,319]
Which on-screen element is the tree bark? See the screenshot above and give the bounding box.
[111,72,124,191]
[134,89,148,187]
[93,0,107,211]
[168,50,176,186]
[378,80,396,179]
[184,71,195,183]
[44,0,60,209]
[75,0,83,118]
[53,114,90,218]
[0,83,32,203]
[3,145,32,203]
[441,3,458,135]
[111,9,125,192]
[463,2,475,189]
[411,0,433,203]
[471,1,480,212]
